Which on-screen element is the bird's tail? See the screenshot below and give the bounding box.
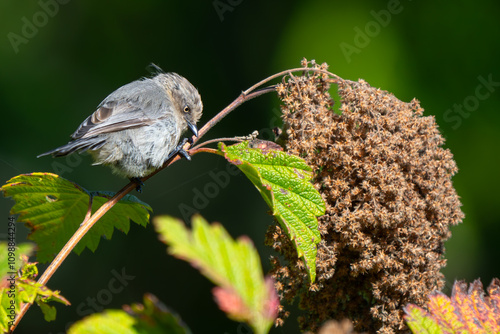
[37,137,106,158]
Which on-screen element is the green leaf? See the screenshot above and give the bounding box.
[0,244,35,333]
[218,141,325,282]
[37,302,57,322]
[0,258,70,332]
[0,241,35,279]
[68,294,191,334]
[154,215,278,334]
[404,305,443,334]
[1,173,152,263]
[123,293,191,334]
[68,309,137,334]
[0,290,16,333]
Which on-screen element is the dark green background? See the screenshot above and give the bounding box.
[1,1,499,333]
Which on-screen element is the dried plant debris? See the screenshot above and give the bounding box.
[266,59,464,333]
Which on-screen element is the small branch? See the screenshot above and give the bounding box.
[196,85,277,143]
[191,137,246,150]
[83,193,94,225]
[192,131,260,150]
[243,67,341,95]
[190,147,218,155]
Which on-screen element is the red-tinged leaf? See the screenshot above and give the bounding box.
[154,215,277,334]
[486,280,500,331]
[213,279,279,325]
[426,291,464,332]
[262,277,279,321]
[405,278,500,334]
[465,279,500,333]
[213,287,249,321]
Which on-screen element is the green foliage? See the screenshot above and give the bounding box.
[68,310,137,334]
[1,173,152,263]
[0,242,35,279]
[0,249,69,332]
[0,243,34,333]
[154,214,278,334]
[68,294,190,334]
[218,141,325,282]
[404,306,443,334]
[405,278,500,334]
[16,264,70,322]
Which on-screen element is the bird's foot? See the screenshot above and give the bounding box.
[164,138,192,164]
[130,177,144,193]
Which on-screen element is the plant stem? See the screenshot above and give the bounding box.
[190,147,218,155]
[191,137,246,150]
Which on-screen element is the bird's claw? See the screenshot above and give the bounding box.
[130,177,144,193]
[164,137,192,164]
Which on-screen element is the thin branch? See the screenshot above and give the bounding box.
[83,193,94,225]
[192,131,260,151]
[196,85,277,142]
[191,137,244,150]
[190,147,218,155]
[243,67,341,95]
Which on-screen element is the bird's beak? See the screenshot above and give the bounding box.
[186,120,198,137]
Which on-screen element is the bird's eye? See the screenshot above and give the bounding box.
[183,105,190,113]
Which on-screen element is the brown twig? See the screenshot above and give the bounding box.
[83,193,94,225]
[189,147,218,155]
[243,67,341,94]
[191,137,246,150]
[10,65,339,333]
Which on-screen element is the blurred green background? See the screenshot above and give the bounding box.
[1,1,499,333]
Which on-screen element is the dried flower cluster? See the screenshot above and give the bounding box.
[266,59,464,333]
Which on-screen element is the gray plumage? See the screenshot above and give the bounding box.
[39,72,203,178]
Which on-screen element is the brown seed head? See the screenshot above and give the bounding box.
[266,59,464,333]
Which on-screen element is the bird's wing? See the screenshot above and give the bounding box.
[71,79,170,139]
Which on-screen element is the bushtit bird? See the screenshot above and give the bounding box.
[38,71,203,180]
